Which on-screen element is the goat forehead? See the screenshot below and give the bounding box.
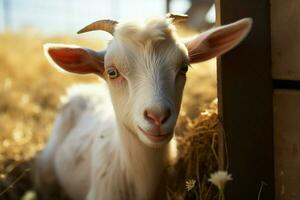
[106,39,187,74]
[105,18,188,74]
[114,17,175,45]
[107,40,185,74]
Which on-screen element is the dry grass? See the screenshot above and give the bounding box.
[168,101,220,200]
[0,30,219,199]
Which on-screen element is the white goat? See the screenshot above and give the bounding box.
[35,15,252,200]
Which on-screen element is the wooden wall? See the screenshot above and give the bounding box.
[271,1,300,200]
[216,0,274,199]
[215,0,300,199]
[274,91,300,200]
[271,0,300,80]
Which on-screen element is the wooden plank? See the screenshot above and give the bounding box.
[166,0,170,13]
[216,0,274,199]
[274,90,300,200]
[271,0,300,80]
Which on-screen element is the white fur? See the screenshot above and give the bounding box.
[35,83,177,199]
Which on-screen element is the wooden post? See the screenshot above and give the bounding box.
[166,0,171,13]
[216,0,274,199]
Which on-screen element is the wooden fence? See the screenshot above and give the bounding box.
[215,0,300,199]
[216,0,274,199]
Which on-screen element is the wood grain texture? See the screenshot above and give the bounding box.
[274,90,300,200]
[216,0,274,199]
[271,0,300,80]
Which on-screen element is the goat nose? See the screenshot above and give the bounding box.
[144,108,171,126]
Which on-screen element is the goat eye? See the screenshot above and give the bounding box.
[180,64,189,74]
[107,68,119,79]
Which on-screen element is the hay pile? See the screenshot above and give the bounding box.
[167,101,220,200]
[0,32,219,199]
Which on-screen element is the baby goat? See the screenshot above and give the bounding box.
[35,15,252,200]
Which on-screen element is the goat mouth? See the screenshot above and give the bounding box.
[138,126,172,142]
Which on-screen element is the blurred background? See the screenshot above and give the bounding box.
[0,0,215,34]
[0,0,217,199]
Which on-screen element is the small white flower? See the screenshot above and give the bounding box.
[185,179,196,191]
[208,170,232,190]
[21,190,37,200]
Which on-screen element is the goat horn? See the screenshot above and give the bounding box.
[77,19,118,35]
[166,13,189,23]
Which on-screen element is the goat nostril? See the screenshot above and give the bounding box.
[144,109,171,125]
[144,110,160,126]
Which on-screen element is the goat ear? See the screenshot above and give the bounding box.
[44,43,105,75]
[185,18,252,63]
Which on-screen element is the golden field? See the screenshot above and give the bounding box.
[0,31,219,199]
